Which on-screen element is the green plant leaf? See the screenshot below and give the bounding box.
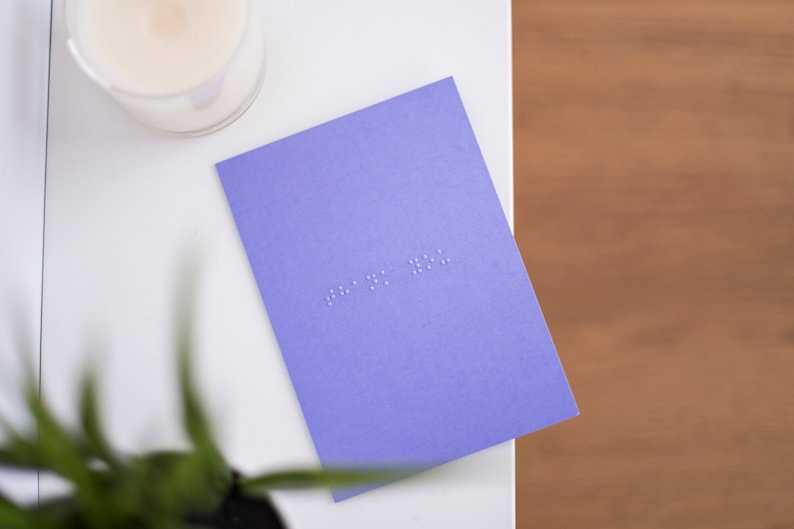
[32,496,83,529]
[176,349,230,508]
[78,369,120,470]
[163,451,228,519]
[25,384,88,478]
[0,374,44,472]
[0,441,43,471]
[0,491,27,528]
[239,467,411,494]
[0,491,60,529]
[177,345,215,455]
[174,280,221,458]
[120,449,228,525]
[24,385,112,528]
[0,506,33,529]
[173,293,231,518]
[130,451,191,521]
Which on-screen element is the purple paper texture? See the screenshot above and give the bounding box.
[216,77,578,500]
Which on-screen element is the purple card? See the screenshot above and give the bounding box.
[216,77,577,500]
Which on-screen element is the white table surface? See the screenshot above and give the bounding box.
[11,1,516,526]
[0,0,50,505]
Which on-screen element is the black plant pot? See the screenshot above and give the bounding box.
[191,493,286,529]
[187,473,287,529]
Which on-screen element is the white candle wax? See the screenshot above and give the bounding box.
[66,0,266,135]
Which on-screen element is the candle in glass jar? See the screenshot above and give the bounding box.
[66,0,266,135]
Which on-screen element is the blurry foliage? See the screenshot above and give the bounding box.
[0,300,397,529]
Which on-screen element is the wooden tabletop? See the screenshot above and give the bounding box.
[512,2,794,527]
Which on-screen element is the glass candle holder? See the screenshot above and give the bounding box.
[65,0,267,136]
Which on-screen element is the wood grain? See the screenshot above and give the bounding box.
[511,2,794,528]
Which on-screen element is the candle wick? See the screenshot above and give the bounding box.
[146,0,187,40]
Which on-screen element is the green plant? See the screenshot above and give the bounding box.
[0,317,396,529]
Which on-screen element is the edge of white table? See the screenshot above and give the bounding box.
[0,0,50,506]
